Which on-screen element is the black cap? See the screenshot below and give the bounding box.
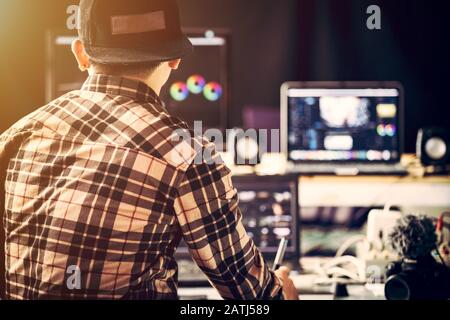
[78,0,193,65]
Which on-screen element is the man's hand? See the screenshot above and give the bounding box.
[275,267,299,300]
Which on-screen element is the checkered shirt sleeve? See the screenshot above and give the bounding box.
[174,138,283,300]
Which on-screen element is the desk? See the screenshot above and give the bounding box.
[299,175,450,216]
[178,274,385,300]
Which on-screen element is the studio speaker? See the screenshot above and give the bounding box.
[235,135,261,166]
[228,128,264,166]
[416,127,449,167]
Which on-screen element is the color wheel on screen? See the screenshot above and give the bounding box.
[187,75,206,94]
[203,82,223,102]
[170,82,189,101]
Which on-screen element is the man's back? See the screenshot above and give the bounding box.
[0,75,282,300]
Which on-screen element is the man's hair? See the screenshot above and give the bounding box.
[90,61,162,78]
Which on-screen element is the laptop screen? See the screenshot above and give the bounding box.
[285,87,401,163]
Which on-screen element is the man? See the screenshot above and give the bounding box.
[0,0,297,300]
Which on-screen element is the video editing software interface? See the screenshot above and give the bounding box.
[177,177,299,260]
[287,88,401,162]
[47,31,228,131]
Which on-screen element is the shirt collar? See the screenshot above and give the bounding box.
[80,74,165,107]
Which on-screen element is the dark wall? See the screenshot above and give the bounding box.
[297,0,450,151]
[178,0,301,128]
[1,0,449,152]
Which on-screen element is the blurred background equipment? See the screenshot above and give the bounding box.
[281,82,408,175]
[356,207,402,281]
[256,153,288,176]
[227,105,283,169]
[385,215,450,300]
[234,133,261,166]
[416,127,450,172]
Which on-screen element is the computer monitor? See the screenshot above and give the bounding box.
[45,29,229,131]
[176,175,300,261]
[281,82,404,163]
[160,29,229,131]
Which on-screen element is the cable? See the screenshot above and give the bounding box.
[335,235,366,258]
[308,187,410,285]
[325,267,363,282]
[313,255,366,283]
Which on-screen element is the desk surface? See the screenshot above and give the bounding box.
[298,174,450,210]
[178,275,385,300]
[299,175,450,183]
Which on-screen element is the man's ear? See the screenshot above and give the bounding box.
[71,39,91,72]
[168,59,181,70]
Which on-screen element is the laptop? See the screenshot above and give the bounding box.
[281,82,408,175]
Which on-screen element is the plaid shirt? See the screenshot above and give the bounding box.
[0,74,282,300]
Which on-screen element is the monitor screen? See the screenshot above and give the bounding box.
[160,32,229,131]
[46,30,229,131]
[286,88,401,162]
[238,188,295,253]
[176,176,299,259]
